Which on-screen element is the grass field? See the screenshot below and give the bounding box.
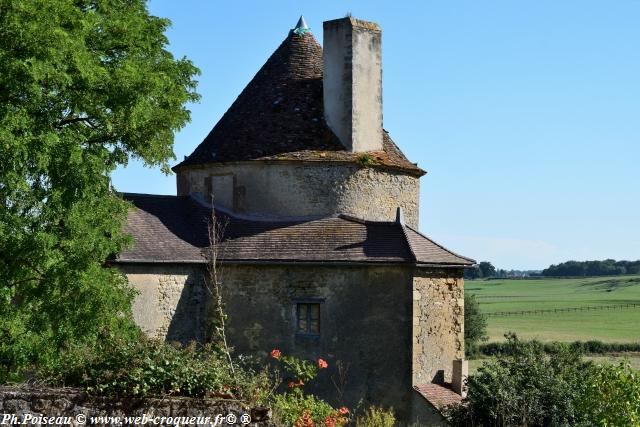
[467,275,640,343]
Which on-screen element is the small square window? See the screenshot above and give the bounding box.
[296,302,321,336]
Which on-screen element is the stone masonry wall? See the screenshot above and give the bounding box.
[219,264,414,419]
[124,264,207,344]
[412,268,465,385]
[0,386,273,426]
[121,263,415,419]
[176,162,420,228]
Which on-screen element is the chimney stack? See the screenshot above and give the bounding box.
[323,17,383,152]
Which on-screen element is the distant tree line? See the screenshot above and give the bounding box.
[464,261,541,280]
[542,259,640,277]
[465,259,640,279]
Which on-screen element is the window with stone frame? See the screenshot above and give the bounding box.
[296,301,321,336]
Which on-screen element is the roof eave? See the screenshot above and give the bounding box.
[172,158,426,177]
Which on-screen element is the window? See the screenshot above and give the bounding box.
[296,302,321,336]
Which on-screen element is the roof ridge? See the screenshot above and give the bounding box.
[404,225,476,264]
[121,192,183,199]
[399,224,418,263]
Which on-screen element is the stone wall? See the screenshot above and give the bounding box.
[219,264,413,415]
[412,268,465,385]
[121,263,415,419]
[124,264,207,344]
[176,162,420,228]
[0,386,272,426]
[121,263,465,421]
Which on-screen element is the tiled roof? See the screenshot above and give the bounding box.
[404,227,475,266]
[414,383,463,409]
[173,30,424,177]
[116,193,473,266]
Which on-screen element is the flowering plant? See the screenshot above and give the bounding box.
[269,349,349,426]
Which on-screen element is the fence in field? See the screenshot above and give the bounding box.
[485,303,640,317]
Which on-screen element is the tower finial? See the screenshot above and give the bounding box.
[293,16,310,35]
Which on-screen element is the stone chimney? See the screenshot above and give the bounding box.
[323,17,383,152]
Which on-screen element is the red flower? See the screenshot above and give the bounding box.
[270,349,281,359]
[294,411,314,427]
[318,358,328,369]
[338,407,349,415]
[323,416,336,427]
[288,379,305,388]
[288,381,296,388]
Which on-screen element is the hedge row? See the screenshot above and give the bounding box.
[477,340,640,356]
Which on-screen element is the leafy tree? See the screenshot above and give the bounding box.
[464,265,482,280]
[464,293,487,355]
[0,0,199,381]
[478,261,496,278]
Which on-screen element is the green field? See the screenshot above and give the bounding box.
[467,275,640,343]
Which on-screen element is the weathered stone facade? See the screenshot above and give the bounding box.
[122,264,416,416]
[176,162,420,228]
[126,264,207,344]
[412,268,465,385]
[121,263,466,421]
[0,386,273,426]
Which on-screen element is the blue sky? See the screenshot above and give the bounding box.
[112,1,640,270]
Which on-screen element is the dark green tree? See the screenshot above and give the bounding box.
[478,261,496,278]
[0,0,199,381]
[464,265,482,280]
[464,293,487,355]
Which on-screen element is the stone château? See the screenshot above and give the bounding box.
[114,16,473,424]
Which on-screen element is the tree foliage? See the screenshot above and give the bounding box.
[464,293,487,355]
[576,361,640,426]
[447,335,588,426]
[0,0,199,381]
[543,259,640,277]
[446,334,640,426]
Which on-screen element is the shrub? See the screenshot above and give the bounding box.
[477,339,640,357]
[576,361,640,426]
[39,337,272,401]
[446,334,588,426]
[355,406,396,427]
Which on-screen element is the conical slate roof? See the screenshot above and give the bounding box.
[174,28,424,176]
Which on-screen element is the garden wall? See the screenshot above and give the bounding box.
[0,386,273,426]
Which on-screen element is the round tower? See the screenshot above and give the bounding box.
[173,17,425,227]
